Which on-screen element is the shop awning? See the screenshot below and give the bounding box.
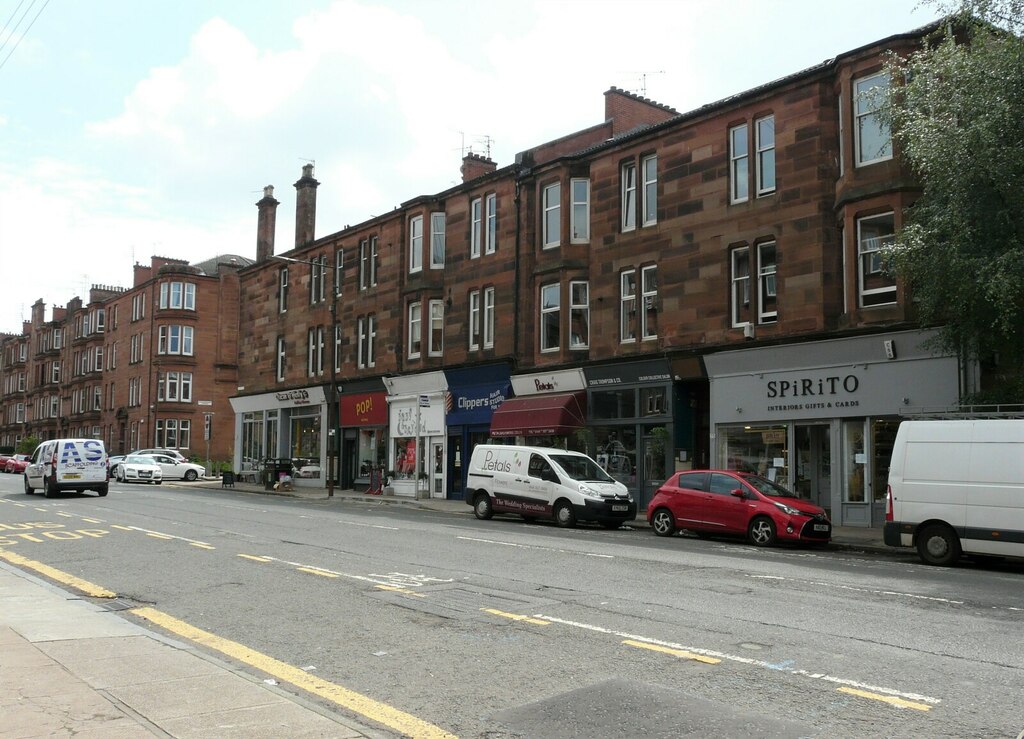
[489,392,587,437]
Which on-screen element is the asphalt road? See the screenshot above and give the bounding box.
[1,474,1021,738]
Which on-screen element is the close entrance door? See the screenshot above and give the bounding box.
[795,424,831,516]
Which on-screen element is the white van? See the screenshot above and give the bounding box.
[884,419,1024,565]
[25,438,109,498]
[466,444,636,528]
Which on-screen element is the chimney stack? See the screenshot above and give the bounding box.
[294,163,320,248]
[461,152,497,183]
[256,185,279,263]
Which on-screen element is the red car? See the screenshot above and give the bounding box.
[5,454,31,475]
[647,469,831,547]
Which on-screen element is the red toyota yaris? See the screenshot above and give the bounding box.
[647,469,831,547]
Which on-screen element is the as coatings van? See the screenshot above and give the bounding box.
[466,444,636,528]
[883,419,1024,565]
[25,438,109,498]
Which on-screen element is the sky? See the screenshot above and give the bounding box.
[0,0,942,335]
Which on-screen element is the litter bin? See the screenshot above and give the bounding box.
[263,458,292,490]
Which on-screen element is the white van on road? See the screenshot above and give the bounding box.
[466,444,636,528]
[25,438,109,498]
[884,419,1024,565]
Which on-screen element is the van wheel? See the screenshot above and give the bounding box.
[473,492,494,520]
[916,524,961,566]
[97,485,108,497]
[553,500,577,528]
[24,475,33,495]
[748,516,777,547]
[44,476,58,499]
[651,508,677,537]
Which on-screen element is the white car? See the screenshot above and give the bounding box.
[141,454,205,481]
[132,448,187,462]
[116,455,163,485]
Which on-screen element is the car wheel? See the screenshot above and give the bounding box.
[748,516,777,547]
[553,500,577,528]
[473,492,493,520]
[651,508,677,537]
[23,475,33,495]
[184,469,199,481]
[916,524,961,566]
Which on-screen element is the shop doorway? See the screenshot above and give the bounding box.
[639,430,670,512]
[795,424,831,516]
[341,432,357,489]
[447,434,464,500]
[430,441,445,498]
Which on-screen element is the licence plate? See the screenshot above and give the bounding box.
[814,524,829,532]
[611,504,629,512]
[64,473,81,479]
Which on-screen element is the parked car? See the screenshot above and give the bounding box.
[5,454,31,475]
[115,455,163,484]
[0,453,12,470]
[132,448,187,462]
[647,469,832,547]
[107,455,126,477]
[140,453,205,481]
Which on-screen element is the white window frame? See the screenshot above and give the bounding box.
[642,154,657,226]
[620,270,637,343]
[857,212,897,307]
[430,212,446,269]
[540,283,560,352]
[307,326,324,377]
[358,314,376,368]
[729,124,749,203]
[854,72,893,167]
[279,268,289,313]
[483,286,495,349]
[310,255,327,304]
[334,324,342,372]
[409,215,423,273]
[469,290,481,351]
[470,198,482,258]
[731,247,751,327]
[755,116,775,196]
[570,178,590,243]
[542,182,560,249]
[485,194,497,254]
[334,248,344,297]
[408,301,422,359]
[359,239,369,289]
[621,162,637,232]
[757,241,777,323]
[276,337,286,381]
[428,299,444,357]
[569,280,589,349]
[641,265,658,340]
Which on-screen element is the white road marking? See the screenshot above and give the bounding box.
[534,613,941,706]
[458,535,614,558]
[746,574,964,605]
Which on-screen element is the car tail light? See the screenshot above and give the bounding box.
[885,485,893,521]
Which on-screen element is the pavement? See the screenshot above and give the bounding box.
[0,479,894,738]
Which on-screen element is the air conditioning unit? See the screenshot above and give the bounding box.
[743,322,756,340]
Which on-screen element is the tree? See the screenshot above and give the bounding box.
[883,0,1024,402]
[16,434,40,456]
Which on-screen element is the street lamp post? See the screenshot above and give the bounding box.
[271,254,339,497]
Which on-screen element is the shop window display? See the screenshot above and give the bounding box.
[719,425,789,487]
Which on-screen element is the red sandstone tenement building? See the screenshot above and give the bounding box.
[0,254,250,467]
[230,22,968,527]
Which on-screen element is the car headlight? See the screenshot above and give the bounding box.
[773,501,802,516]
[577,483,603,500]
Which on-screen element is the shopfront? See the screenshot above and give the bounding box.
[443,363,511,500]
[704,329,962,527]
[584,360,674,510]
[384,372,447,499]
[489,368,587,448]
[339,379,387,491]
[228,385,328,487]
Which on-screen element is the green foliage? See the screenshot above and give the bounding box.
[883,1,1024,400]
[16,435,40,455]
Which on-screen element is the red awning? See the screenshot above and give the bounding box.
[489,392,587,437]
